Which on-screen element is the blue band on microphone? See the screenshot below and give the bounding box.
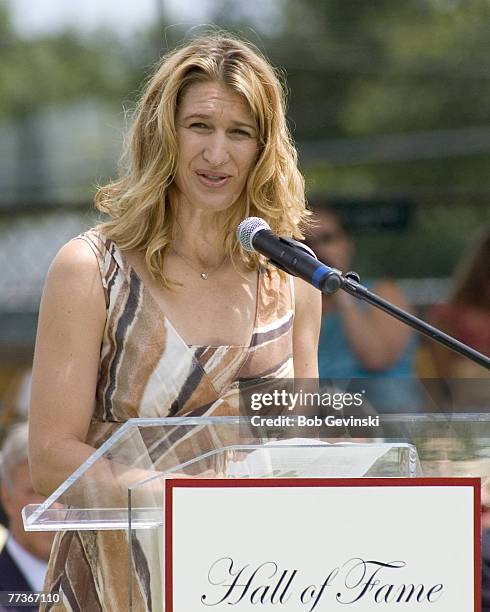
[311,265,331,288]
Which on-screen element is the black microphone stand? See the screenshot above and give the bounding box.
[280,238,490,370]
[339,271,489,370]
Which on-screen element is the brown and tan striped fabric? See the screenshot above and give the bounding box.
[42,229,294,611]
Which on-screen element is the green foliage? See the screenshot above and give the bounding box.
[0,23,137,116]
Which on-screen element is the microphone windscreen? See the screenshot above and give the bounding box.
[236,217,270,252]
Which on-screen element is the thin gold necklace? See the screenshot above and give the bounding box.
[170,248,227,280]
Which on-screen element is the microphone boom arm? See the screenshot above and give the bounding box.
[269,239,490,370]
[339,273,489,370]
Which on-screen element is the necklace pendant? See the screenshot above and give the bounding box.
[200,272,208,280]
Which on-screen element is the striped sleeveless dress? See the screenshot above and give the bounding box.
[42,229,295,611]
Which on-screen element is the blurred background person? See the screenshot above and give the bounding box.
[421,226,490,411]
[0,422,54,609]
[306,206,419,411]
[428,226,490,379]
[0,368,32,435]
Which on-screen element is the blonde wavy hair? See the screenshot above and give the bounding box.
[96,33,309,286]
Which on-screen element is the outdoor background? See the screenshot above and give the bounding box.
[1,0,489,413]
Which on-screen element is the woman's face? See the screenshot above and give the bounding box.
[174,80,259,214]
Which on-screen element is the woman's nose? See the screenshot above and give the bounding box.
[202,133,230,167]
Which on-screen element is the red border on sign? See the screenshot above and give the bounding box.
[164,477,481,612]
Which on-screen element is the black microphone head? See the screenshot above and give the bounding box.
[236,217,270,252]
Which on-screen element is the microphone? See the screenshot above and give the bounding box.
[236,217,343,294]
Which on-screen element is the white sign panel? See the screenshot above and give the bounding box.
[165,478,480,611]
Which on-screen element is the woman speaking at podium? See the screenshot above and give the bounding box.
[28,33,320,610]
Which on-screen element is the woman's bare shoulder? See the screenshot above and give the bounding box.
[43,236,106,309]
[51,235,100,270]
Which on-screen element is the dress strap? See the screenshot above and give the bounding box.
[74,229,125,309]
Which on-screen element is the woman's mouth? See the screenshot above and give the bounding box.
[196,170,231,188]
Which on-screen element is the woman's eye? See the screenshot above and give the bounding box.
[190,122,209,130]
[232,129,251,137]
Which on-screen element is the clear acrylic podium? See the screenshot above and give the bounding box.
[22,414,490,610]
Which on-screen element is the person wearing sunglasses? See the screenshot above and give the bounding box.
[306,207,418,412]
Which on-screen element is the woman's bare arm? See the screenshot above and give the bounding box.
[29,238,107,497]
[293,277,322,378]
